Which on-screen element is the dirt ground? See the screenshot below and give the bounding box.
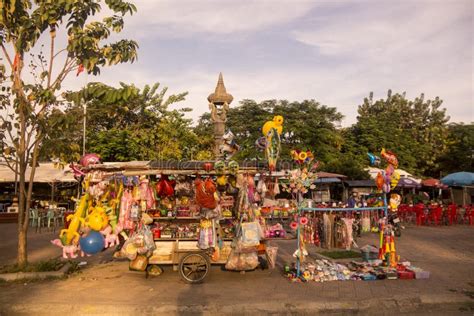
[0,224,473,315]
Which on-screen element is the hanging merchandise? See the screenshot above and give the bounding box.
[195,177,218,210]
[155,175,175,197]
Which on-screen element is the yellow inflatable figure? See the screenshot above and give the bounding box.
[262,115,284,136]
[390,171,400,189]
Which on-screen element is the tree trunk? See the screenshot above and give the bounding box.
[16,161,28,267]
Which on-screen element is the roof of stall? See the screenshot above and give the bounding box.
[0,163,77,183]
[344,180,376,187]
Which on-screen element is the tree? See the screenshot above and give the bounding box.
[196,99,347,169]
[348,90,450,176]
[0,0,138,267]
[40,82,207,162]
[436,123,474,175]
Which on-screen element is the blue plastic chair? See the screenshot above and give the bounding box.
[46,209,58,232]
[29,208,43,232]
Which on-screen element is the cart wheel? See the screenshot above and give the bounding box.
[147,264,163,277]
[179,252,210,284]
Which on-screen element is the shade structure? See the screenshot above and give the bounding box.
[421,178,448,189]
[0,163,77,183]
[396,177,421,188]
[441,172,474,186]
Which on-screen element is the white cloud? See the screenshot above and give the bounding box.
[125,0,316,38]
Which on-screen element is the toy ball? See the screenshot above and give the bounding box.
[79,230,105,255]
[79,153,101,168]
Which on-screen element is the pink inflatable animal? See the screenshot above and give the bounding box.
[101,226,120,248]
[51,239,79,259]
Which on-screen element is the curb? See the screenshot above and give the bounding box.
[0,295,472,315]
[0,262,71,282]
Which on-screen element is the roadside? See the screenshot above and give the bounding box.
[0,225,473,315]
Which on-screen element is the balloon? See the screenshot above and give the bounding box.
[85,209,108,231]
[376,172,384,191]
[79,153,101,168]
[381,148,398,168]
[79,230,105,255]
[262,115,284,136]
[155,175,174,197]
[385,164,394,177]
[367,153,381,166]
[255,137,267,150]
[228,160,239,174]
[390,171,400,189]
[202,162,213,172]
[214,160,226,174]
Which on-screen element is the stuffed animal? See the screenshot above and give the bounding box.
[51,239,79,259]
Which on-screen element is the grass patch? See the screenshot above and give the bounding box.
[319,250,361,259]
[0,258,65,274]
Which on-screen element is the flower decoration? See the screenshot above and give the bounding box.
[290,221,298,230]
[281,167,317,195]
[299,217,309,226]
[290,149,314,165]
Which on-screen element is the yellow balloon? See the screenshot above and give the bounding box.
[262,115,284,136]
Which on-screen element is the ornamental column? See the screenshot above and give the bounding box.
[207,73,233,159]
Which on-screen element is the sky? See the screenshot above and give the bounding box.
[63,0,473,126]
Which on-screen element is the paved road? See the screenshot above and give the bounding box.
[0,224,473,315]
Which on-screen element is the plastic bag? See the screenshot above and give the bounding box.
[225,250,259,271]
[240,221,263,247]
[129,254,148,271]
[265,245,278,269]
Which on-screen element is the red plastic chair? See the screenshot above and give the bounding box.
[447,204,458,225]
[398,204,408,222]
[428,206,442,225]
[463,205,474,225]
[415,204,426,226]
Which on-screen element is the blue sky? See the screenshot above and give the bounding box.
[65,0,473,126]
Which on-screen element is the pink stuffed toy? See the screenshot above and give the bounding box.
[101,226,120,248]
[51,239,79,259]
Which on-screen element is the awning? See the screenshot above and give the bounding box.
[344,180,376,187]
[314,177,341,183]
[0,163,77,183]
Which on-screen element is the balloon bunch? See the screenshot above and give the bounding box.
[291,149,314,165]
[372,148,400,193]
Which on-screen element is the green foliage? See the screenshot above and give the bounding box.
[194,99,365,176]
[40,82,199,162]
[347,90,450,176]
[436,123,474,175]
[0,0,139,266]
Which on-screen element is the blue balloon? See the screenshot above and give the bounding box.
[79,230,105,255]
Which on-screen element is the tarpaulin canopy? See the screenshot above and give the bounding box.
[0,163,77,183]
[441,172,474,186]
[421,178,448,189]
[366,167,421,183]
[396,177,421,188]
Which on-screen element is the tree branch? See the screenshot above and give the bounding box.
[47,27,56,88]
[0,44,13,68]
[1,153,16,173]
[50,56,75,92]
[52,48,67,59]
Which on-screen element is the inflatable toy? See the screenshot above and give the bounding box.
[262,115,284,136]
[79,230,105,255]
